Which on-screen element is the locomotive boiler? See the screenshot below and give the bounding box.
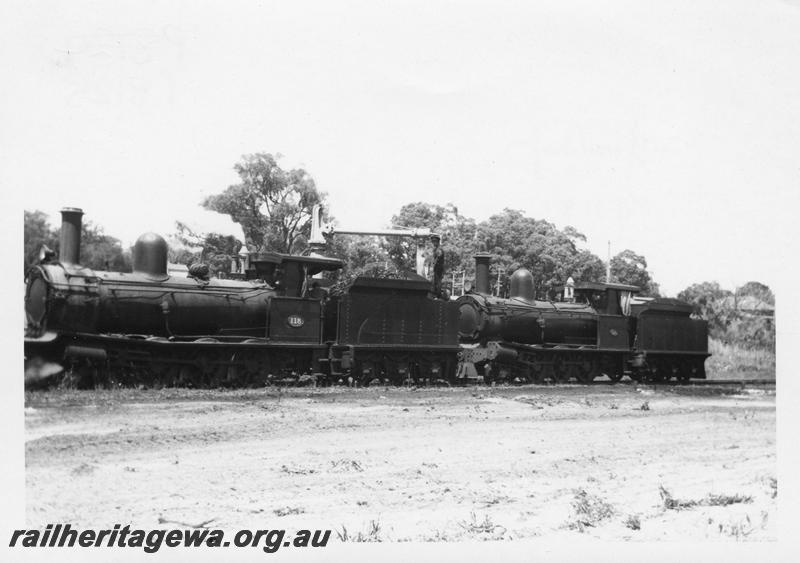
[26,209,272,339]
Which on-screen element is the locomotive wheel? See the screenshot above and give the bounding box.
[667,362,681,383]
[647,360,666,383]
[600,356,624,383]
[575,360,598,385]
[675,359,691,383]
[552,372,568,384]
[553,361,570,384]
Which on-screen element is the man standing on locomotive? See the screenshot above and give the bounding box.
[431,234,445,299]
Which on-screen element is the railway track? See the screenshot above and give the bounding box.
[634,378,775,387]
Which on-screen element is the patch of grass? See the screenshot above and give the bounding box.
[566,489,615,532]
[659,485,697,510]
[705,493,753,506]
[660,485,753,511]
[766,476,777,498]
[457,512,506,539]
[280,464,316,475]
[624,514,641,531]
[718,515,754,540]
[273,506,305,517]
[707,339,775,379]
[329,459,363,472]
[336,520,382,542]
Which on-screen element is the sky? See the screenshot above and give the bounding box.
[2,0,799,296]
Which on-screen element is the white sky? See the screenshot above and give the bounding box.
[2,0,799,296]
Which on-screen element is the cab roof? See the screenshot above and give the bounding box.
[574,281,640,293]
[249,252,343,275]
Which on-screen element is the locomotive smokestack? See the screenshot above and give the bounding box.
[59,207,84,265]
[474,253,492,294]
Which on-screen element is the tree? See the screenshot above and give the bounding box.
[79,222,131,271]
[24,210,57,272]
[172,222,243,275]
[330,235,391,274]
[678,280,774,348]
[677,281,732,316]
[610,249,660,296]
[474,209,606,297]
[677,281,733,338]
[385,202,478,276]
[24,210,130,272]
[737,281,774,305]
[202,153,326,255]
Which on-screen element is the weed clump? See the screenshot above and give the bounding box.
[659,485,753,511]
[566,489,614,532]
[624,514,641,531]
[457,512,506,540]
[336,520,382,542]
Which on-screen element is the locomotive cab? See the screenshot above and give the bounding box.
[246,253,342,298]
[246,253,343,343]
[574,282,639,316]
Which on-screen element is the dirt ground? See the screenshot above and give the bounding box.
[24,382,776,542]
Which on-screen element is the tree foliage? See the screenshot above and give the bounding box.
[172,222,243,275]
[610,249,660,297]
[202,153,326,254]
[385,202,478,276]
[80,222,131,271]
[474,209,606,297]
[737,281,774,305]
[24,210,55,272]
[678,280,774,348]
[23,210,130,273]
[330,235,391,275]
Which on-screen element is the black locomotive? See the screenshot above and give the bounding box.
[24,208,708,388]
[456,254,709,383]
[24,208,460,387]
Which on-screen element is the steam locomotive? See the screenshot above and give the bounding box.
[24,208,708,388]
[24,208,459,388]
[456,254,709,383]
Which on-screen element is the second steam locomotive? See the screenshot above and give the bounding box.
[24,208,708,387]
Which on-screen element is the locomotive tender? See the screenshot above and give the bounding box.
[24,208,708,388]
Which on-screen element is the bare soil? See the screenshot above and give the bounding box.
[24,383,776,541]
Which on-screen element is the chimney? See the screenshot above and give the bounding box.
[59,207,84,265]
[474,253,492,294]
